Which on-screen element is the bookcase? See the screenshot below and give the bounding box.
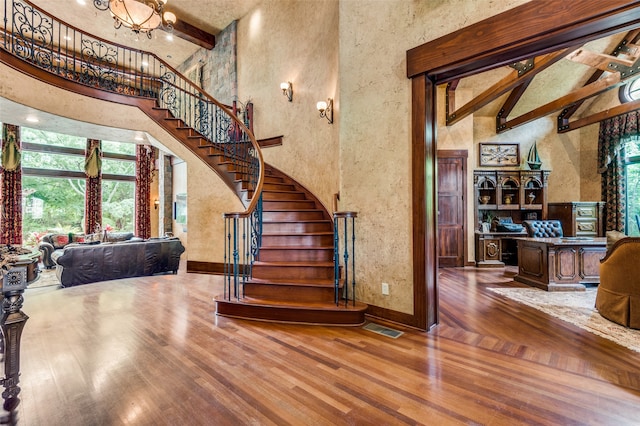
[474,169,550,267]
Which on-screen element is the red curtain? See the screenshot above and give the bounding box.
[85,139,102,234]
[135,144,155,239]
[1,124,22,245]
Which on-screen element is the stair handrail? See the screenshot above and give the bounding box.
[0,0,264,217]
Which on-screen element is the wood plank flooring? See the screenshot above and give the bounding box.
[14,265,640,425]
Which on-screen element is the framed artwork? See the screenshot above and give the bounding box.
[479,143,520,167]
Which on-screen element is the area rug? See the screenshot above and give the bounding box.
[27,268,61,289]
[488,287,640,353]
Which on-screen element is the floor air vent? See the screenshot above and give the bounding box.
[362,322,404,339]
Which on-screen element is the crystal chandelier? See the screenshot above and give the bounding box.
[93,0,177,39]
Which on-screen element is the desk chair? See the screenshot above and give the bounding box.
[522,220,564,238]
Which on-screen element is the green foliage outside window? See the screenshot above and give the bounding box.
[625,139,640,236]
[19,127,136,246]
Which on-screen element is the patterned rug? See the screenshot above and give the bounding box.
[27,268,61,289]
[488,287,640,353]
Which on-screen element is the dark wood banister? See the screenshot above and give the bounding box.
[2,0,264,218]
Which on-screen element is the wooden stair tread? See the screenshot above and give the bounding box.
[247,278,336,286]
[253,260,333,266]
[262,219,331,223]
[262,231,333,236]
[260,246,333,250]
[214,296,367,311]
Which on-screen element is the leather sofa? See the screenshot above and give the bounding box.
[596,236,640,329]
[51,237,185,287]
[39,231,135,269]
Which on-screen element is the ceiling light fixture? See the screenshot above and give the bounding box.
[93,0,176,39]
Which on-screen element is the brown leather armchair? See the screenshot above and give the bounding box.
[596,237,640,329]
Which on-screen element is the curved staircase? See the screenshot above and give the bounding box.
[0,0,366,325]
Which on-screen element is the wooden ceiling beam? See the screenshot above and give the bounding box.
[496,79,532,132]
[446,48,576,127]
[558,97,640,132]
[168,20,216,50]
[558,29,640,125]
[498,72,623,133]
[565,48,635,71]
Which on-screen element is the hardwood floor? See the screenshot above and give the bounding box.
[15,265,640,425]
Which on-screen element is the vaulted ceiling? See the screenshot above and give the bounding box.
[448,28,640,134]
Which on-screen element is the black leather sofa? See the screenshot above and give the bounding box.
[51,237,185,287]
[39,232,135,269]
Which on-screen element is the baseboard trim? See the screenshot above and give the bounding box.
[365,305,427,330]
[186,261,224,275]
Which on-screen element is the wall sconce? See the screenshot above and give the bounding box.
[154,199,160,210]
[280,81,293,102]
[317,98,333,124]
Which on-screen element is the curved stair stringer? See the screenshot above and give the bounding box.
[0,50,367,326]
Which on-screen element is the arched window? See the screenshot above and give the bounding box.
[619,77,640,103]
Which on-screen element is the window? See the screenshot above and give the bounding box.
[101,140,136,233]
[21,128,87,245]
[625,139,640,236]
[19,128,137,245]
[619,77,640,103]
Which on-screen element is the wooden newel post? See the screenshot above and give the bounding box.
[0,266,30,425]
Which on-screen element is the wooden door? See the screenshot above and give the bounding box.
[437,150,467,267]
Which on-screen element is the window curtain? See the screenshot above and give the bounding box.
[85,139,102,234]
[135,144,155,239]
[598,111,640,231]
[0,123,22,245]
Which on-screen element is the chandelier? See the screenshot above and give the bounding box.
[93,0,177,39]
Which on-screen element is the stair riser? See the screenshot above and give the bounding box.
[262,210,326,221]
[262,235,334,247]
[252,265,335,280]
[262,183,296,191]
[258,249,334,262]
[261,192,307,201]
[215,301,366,325]
[263,200,317,210]
[262,222,332,233]
[243,283,336,303]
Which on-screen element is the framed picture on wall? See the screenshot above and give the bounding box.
[479,143,520,167]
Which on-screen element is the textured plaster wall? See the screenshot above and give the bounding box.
[338,0,530,314]
[236,0,340,211]
[0,62,242,263]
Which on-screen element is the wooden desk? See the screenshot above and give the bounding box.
[514,237,606,291]
[475,231,527,267]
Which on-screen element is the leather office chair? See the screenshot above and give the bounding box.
[522,220,564,238]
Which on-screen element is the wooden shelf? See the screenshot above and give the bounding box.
[473,169,550,266]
